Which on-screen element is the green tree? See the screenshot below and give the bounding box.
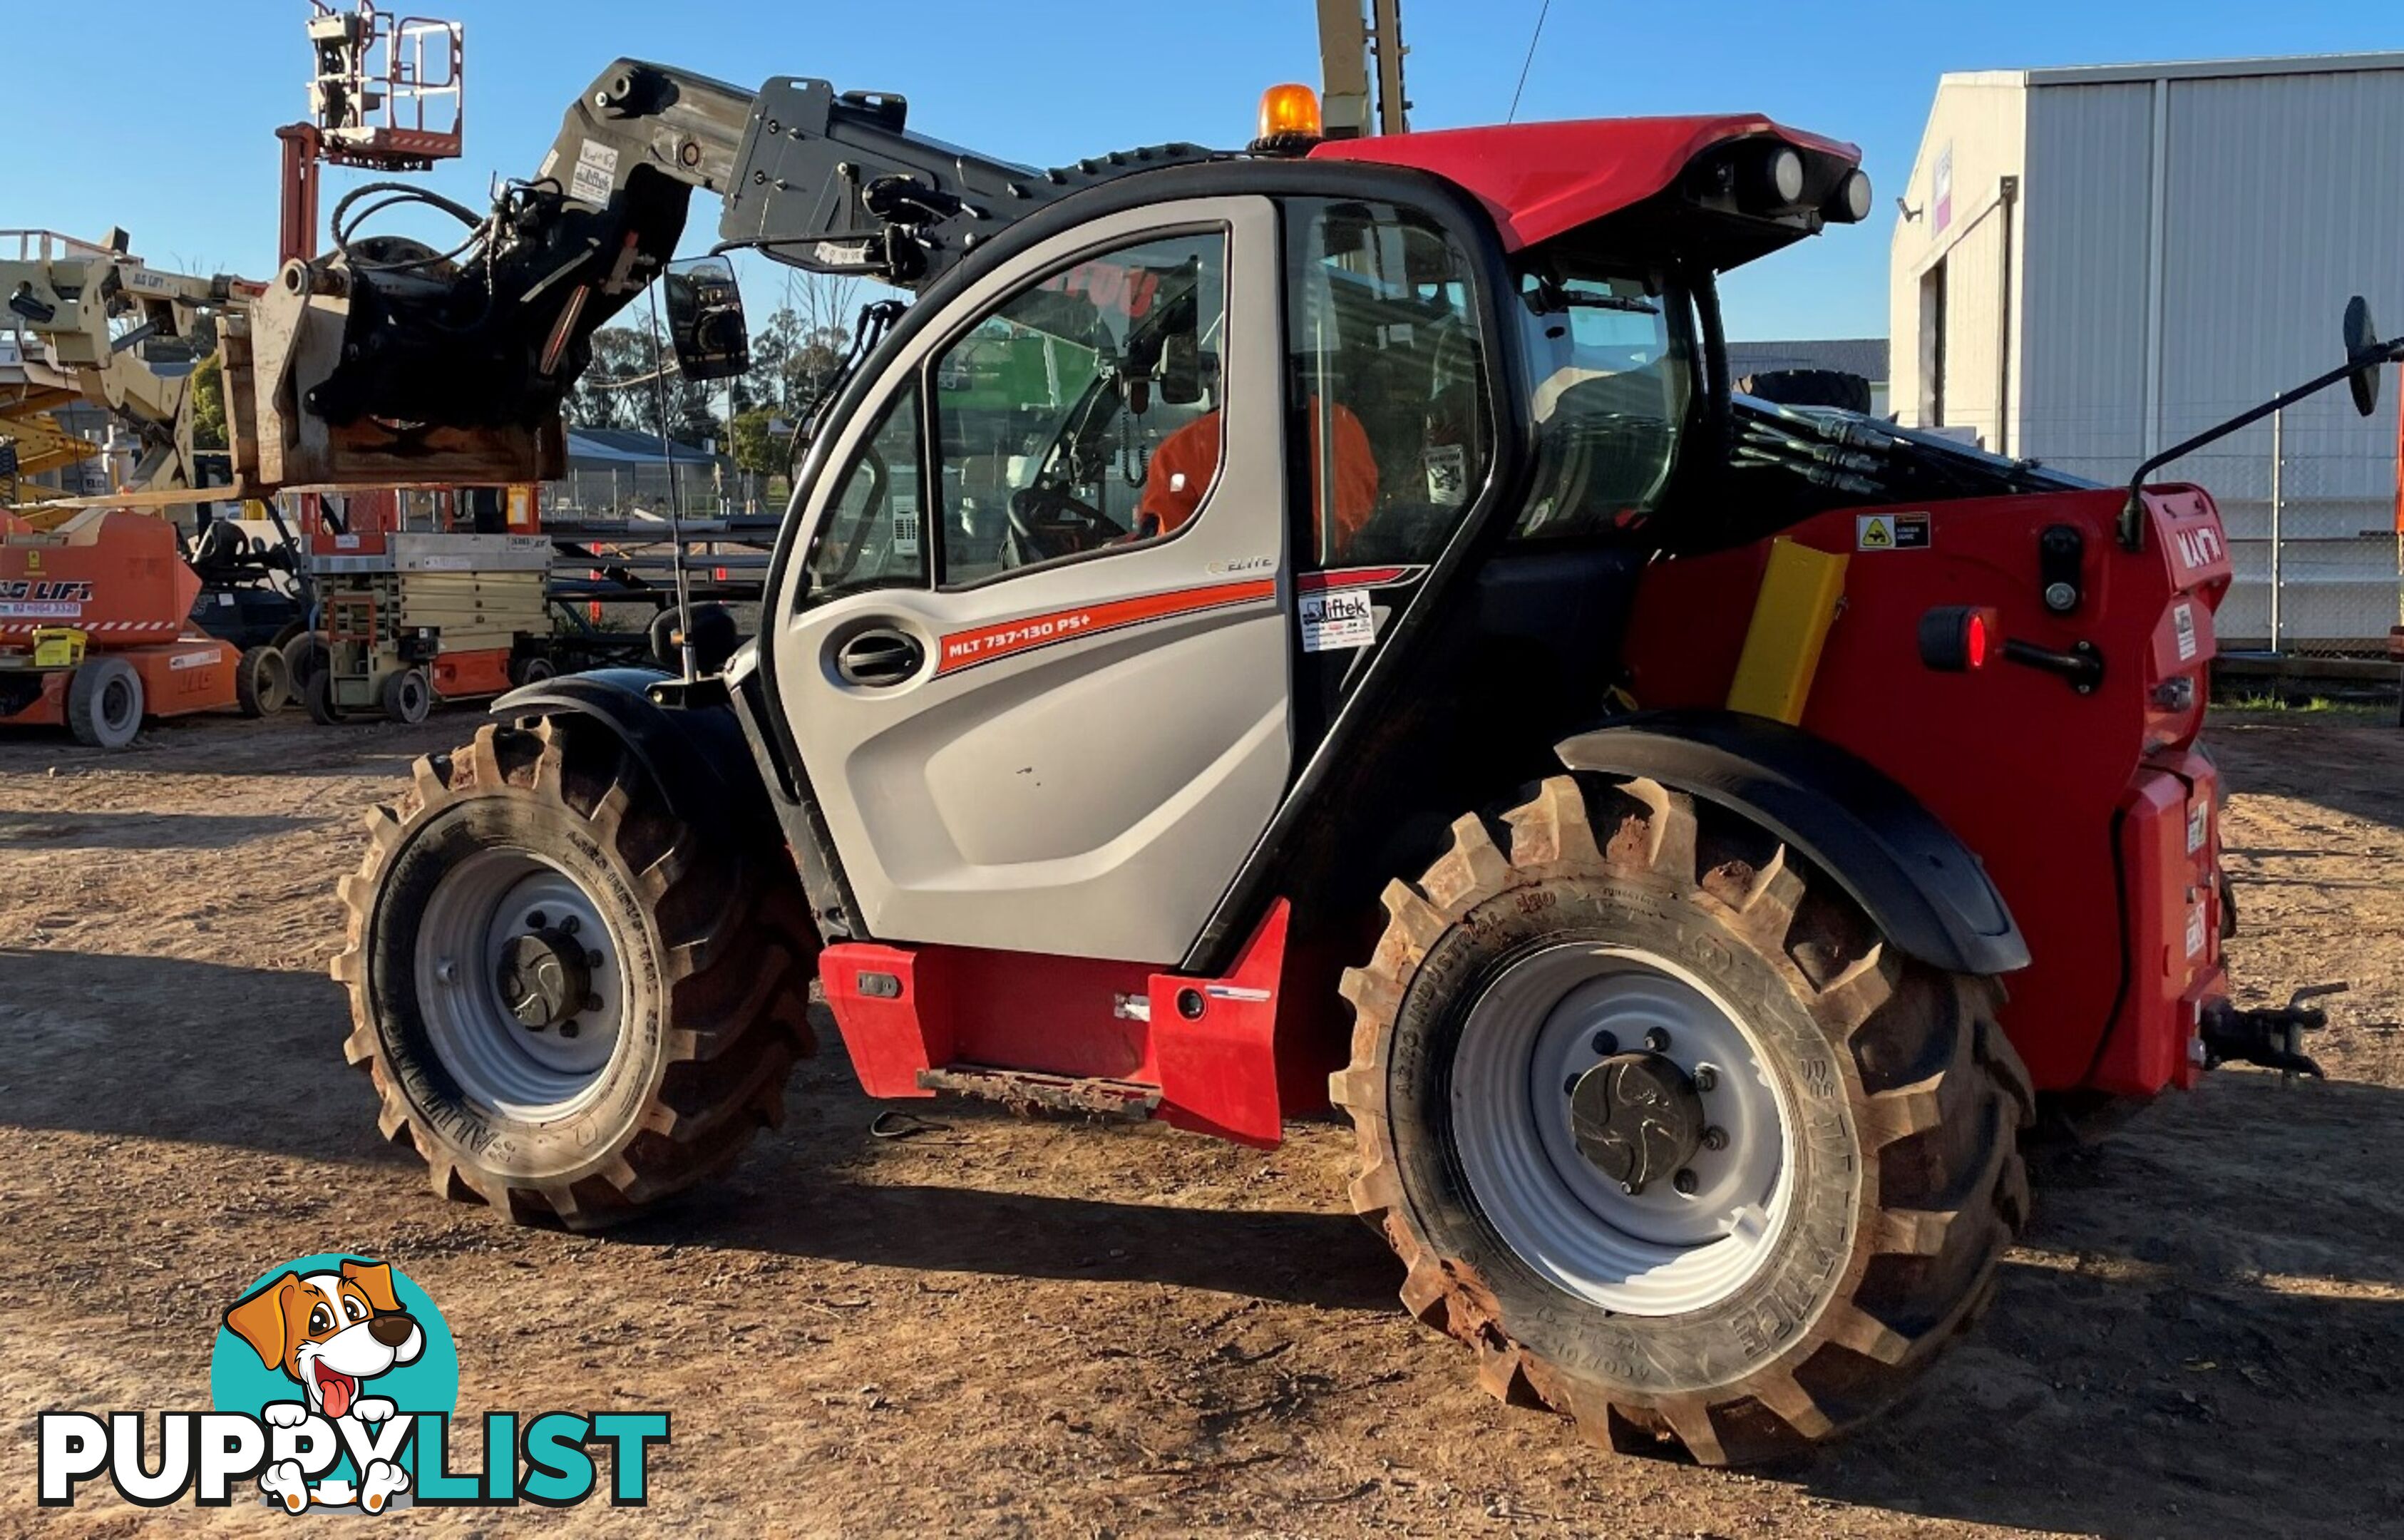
[190,355,227,451]
[729,407,783,478]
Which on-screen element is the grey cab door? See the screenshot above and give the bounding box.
[769,198,1290,963]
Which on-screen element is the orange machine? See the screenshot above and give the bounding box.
[0,508,278,749]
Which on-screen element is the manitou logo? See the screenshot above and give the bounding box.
[2174,525,2224,572]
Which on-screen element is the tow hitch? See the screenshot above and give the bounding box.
[2199,983,2350,1082]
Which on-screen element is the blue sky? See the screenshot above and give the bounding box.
[9,1,2398,340]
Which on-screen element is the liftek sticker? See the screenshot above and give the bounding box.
[2173,601,2198,662]
[2187,800,2209,853]
[1299,587,1375,652]
[1856,513,1931,550]
[168,647,222,672]
[570,139,620,206]
[2185,905,2207,959]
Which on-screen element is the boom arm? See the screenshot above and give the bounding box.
[234,58,1183,493]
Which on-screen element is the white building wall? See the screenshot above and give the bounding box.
[1889,77,2026,453]
[1894,56,2404,649]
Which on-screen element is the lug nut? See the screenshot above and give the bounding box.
[526,910,548,931]
[586,950,605,969]
[1673,1169,1699,1196]
[583,992,604,1013]
[1702,1126,1728,1151]
[1692,1065,1717,1092]
[1644,1027,1671,1052]
[560,1020,581,1039]
[560,915,581,935]
[1564,1074,1582,1095]
[1591,1030,1618,1055]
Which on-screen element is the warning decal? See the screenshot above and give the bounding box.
[570,139,620,207]
[2173,601,2198,662]
[1855,512,1931,551]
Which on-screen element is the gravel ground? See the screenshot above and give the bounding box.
[1,707,2399,1537]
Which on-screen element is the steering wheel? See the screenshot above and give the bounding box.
[1006,484,1126,565]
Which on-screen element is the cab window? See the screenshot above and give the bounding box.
[1283,198,1491,566]
[932,231,1228,585]
[803,384,926,605]
[1511,263,1691,538]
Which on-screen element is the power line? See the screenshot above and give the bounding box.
[1506,0,1553,125]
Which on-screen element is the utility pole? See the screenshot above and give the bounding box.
[1317,0,1408,138]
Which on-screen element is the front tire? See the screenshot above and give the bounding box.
[66,657,143,749]
[332,718,817,1228]
[1332,774,2032,1465]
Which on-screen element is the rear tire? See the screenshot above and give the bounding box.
[236,645,292,717]
[304,668,346,725]
[1331,774,2033,1466]
[332,719,818,1229]
[381,667,433,725]
[66,657,143,749]
[281,630,327,689]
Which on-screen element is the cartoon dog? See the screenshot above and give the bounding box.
[223,1259,423,1514]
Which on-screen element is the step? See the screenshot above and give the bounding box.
[914,1064,1161,1121]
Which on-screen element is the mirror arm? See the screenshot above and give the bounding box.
[2119,337,2403,551]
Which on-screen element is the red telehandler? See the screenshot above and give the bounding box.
[220,63,2403,1464]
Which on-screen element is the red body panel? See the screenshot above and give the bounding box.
[1620,486,2233,1095]
[818,901,1298,1146]
[431,647,515,700]
[1310,116,1859,252]
[0,640,237,728]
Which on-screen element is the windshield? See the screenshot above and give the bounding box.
[1511,264,1692,538]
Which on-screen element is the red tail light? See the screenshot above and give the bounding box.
[1919,605,1999,672]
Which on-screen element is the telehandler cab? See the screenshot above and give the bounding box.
[268,63,2398,1464]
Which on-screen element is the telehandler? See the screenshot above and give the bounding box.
[235,61,2403,1464]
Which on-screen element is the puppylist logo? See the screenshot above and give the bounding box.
[38,1253,668,1513]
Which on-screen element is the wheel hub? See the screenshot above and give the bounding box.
[495,929,593,1030]
[1568,1052,1705,1195]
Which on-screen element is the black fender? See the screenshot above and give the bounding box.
[490,668,776,849]
[1554,710,2028,977]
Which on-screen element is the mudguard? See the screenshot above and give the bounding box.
[1555,710,2029,977]
[490,667,776,848]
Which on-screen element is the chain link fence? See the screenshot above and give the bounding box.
[2022,402,2400,656]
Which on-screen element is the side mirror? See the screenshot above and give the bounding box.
[2343,295,2383,419]
[1159,331,1203,406]
[663,255,751,383]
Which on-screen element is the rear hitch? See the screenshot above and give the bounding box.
[2199,983,2350,1082]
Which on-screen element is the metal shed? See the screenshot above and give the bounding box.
[1889,53,2404,650]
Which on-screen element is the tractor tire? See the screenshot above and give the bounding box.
[236,645,292,718]
[381,667,433,725]
[1331,774,2033,1467]
[282,631,327,690]
[66,657,144,750]
[303,668,346,726]
[332,717,818,1229]
[508,653,558,689]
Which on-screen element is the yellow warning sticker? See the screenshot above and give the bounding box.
[1854,512,1931,550]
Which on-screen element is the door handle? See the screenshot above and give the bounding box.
[833,627,925,688]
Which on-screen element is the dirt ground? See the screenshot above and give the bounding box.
[2,708,2402,1538]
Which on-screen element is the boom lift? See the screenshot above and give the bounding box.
[274,58,2404,1465]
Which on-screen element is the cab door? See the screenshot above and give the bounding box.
[767,199,1289,964]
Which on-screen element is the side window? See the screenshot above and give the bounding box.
[933,231,1228,585]
[804,384,926,606]
[1284,199,1491,566]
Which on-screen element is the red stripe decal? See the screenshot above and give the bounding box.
[1298,565,1417,591]
[936,578,1275,677]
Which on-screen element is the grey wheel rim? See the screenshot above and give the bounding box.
[1449,943,1796,1315]
[414,848,630,1119]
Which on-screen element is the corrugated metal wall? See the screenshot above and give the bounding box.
[2018,83,2154,472]
[1903,62,2404,649]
